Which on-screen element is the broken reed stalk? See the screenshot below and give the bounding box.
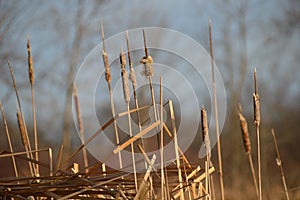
[208,18,225,200]
[0,102,19,178]
[201,106,211,200]
[134,154,156,200]
[73,85,89,174]
[253,68,262,200]
[8,60,37,176]
[120,49,138,192]
[27,36,39,176]
[101,21,123,170]
[17,111,34,176]
[271,129,290,200]
[238,104,259,198]
[169,100,184,200]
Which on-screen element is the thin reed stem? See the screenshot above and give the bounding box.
[27,36,39,176]
[0,102,19,178]
[253,68,262,200]
[73,85,89,174]
[271,129,290,200]
[209,18,224,200]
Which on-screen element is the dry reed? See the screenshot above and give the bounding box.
[27,36,39,176]
[0,102,19,178]
[73,85,89,173]
[209,18,225,200]
[238,104,259,198]
[253,68,262,200]
[271,129,290,200]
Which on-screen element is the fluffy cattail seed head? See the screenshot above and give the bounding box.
[102,51,111,83]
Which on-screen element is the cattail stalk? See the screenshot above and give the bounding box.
[238,105,259,198]
[201,106,211,200]
[141,30,158,133]
[253,68,262,200]
[0,102,19,178]
[169,100,184,200]
[271,129,290,200]
[159,77,167,199]
[126,31,147,170]
[209,18,225,200]
[120,49,138,192]
[101,21,123,170]
[8,60,37,176]
[73,85,89,173]
[27,36,39,176]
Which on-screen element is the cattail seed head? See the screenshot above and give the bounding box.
[201,106,211,155]
[129,67,137,89]
[102,51,111,83]
[73,86,83,134]
[27,36,34,85]
[253,93,261,126]
[17,112,28,147]
[120,52,130,103]
[140,56,153,77]
[238,111,251,154]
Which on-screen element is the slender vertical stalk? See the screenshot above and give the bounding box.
[209,18,224,200]
[169,100,184,200]
[120,49,138,191]
[159,76,166,199]
[73,85,88,173]
[101,21,123,170]
[0,102,19,178]
[27,36,39,176]
[141,30,158,128]
[253,68,262,200]
[271,129,289,200]
[201,106,211,200]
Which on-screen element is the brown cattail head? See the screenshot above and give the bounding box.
[238,107,251,154]
[201,106,208,141]
[201,106,211,156]
[119,50,126,69]
[73,85,83,134]
[17,112,28,147]
[253,68,261,126]
[102,51,111,83]
[27,36,34,85]
[120,51,130,103]
[253,93,261,126]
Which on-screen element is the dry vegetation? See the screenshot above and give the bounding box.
[0,21,298,200]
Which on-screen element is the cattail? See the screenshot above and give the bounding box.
[120,51,130,103]
[73,86,83,134]
[140,55,153,77]
[201,106,211,155]
[17,112,28,147]
[102,51,111,83]
[27,36,34,85]
[253,68,261,126]
[253,93,261,126]
[238,109,251,154]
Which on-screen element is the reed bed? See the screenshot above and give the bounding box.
[0,21,295,200]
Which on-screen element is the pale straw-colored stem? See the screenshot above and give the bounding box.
[209,18,224,200]
[271,129,290,200]
[0,102,19,178]
[27,36,39,176]
[73,85,88,174]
